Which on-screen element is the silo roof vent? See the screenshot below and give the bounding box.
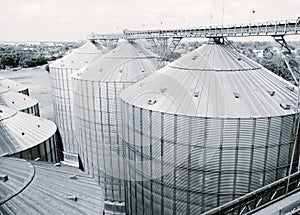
[0,174,8,182]
[234,92,240,98]
[147,99,157,105]
[160,88,167,93]
[280,102,291,110]
[193,91,200,97]
[286,85,294,91]
[267,90,275,96]
[66,195,78,202]
[68,175,77,180]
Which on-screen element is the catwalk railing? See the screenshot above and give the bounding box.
[89,18,300,40]
[203,170,300,215]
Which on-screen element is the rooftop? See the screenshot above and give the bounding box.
[0,105,57,156]
[0,86,38,111]
[121,41,298,118]
[50,41,101,70]
[73,40,160,82]
[0,157,104,214]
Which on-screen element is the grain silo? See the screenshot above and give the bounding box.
[0,75,29,95]
[0,85,40,116]
[72,40,160,213]
[0,105,61,162]
[0,157,104,214]
[50,41,101,164]
[120,38,300,214]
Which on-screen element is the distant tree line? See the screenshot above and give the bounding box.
[235,41,300,81]
[0,47,48,69]
[0,42,82,70]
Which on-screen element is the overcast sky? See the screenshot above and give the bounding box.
[0,0,299,41]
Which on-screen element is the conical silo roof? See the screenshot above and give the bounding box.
[50,41,101,70]
[74,40,160,82]
[0,157,104,214]
[0,86,38,112]
[120,41,298,118]
[0,75,29,95]
[0,105,57,156]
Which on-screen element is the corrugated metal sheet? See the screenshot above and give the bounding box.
[120,41,299,214]
[0,157,104,214]
[72,40,160,209]
[120,42,298,118]
[0,86,39,116]
[50,42,102,162]
[0,75,29,95]
[50,42,101,70]
[0,105,58,161]
[75,40,160,82]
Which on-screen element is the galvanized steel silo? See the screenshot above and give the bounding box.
[0,86,39,116]
[50,42,101,164]
[0,105,61,162]
[120,40,300,214]
[72,40,160,213]
[0,75,29,95]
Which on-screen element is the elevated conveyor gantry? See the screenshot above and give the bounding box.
[88,18,300,61]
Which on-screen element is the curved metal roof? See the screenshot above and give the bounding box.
[0,75,28,93]
[0,157,104,214]
[0,86,38,111]
[0,105,57,156]
[120,42,298,118]
[50,41,101,70]
[73,40,160,82]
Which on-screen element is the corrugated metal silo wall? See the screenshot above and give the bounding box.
[10,132,61,162]
[19,88,29,96]
[73,78,134,202]
[50,67,77,161]
[121,101,299,214]
[21,103,40,116]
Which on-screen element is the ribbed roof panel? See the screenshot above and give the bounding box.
[0,157,104,214]
[0,86,38,111]
[50,42,101,69]
[121,42,298,118]
[74,40,160,82]
[0,76,28,93]
[0,105,57,156]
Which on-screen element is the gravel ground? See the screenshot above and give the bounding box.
[0,66,54,121]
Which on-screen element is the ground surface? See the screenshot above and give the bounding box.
[0,66,54,120]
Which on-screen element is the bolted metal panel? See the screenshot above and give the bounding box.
[0,86,39,116]
[0,75,29,95]
[73,79,135,203]
[120,41,300,214]
[49,42,101,163]
[122,99,298,213]
[72,41,160,208]
[0,105,60,162]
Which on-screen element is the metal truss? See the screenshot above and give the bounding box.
[203,170,300,215]
[89,18,300,41]
[273,35,299,85]
[146,37,182,59]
